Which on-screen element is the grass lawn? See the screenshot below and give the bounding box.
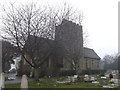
[5,79,105,88]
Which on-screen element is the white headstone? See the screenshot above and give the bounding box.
[103,85,114,88]
[67,76,71,81]
[90,77,95,81]
[74,75,78,78]
[84,74,90,81]
[105,74,109,78]
[84,74,89,77]
[111,79,119,84]
[71,76,75,82]
[21,75,28,89]
[73,75,78,81]
[101,76,107,79]
[92,81,99,84]
[68,76,75,82]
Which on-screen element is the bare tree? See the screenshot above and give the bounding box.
[83,30,89,47]
[55,2,83,26]
[103,54,119,70]
[1,3,57,80]
[64,52,80,71]
[2,40,19,72]
[1,2,85,80]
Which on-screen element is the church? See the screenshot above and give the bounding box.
[18,19,101,77]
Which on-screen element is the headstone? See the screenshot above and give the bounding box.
[105,74,109,78]
[103,85,114,88]
[21,75,28,89]
[119,79,120,86]
[0,73,5,89]
[30,72,33,78]
[67,76,71,81]
[101,76,107,79]
[84,74,89,77]
[73,75,78,81]
[92,81,99,84]
[84,74,90,82]
[111,79,119,84]
[68,76,75,82]
[90,77,95,81]
[70,76,75,82]
[74,75,78,78]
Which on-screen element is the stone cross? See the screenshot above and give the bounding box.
[21,75,28,89]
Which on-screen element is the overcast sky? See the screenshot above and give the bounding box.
[0,0,119,58]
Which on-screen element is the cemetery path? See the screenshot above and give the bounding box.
[5,73,34,85]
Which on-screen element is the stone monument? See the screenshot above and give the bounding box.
[21,75,28,89]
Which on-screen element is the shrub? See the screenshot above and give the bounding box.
[59,70,76,76]
[81,70,106,75]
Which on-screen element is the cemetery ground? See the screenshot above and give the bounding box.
[5,73,120,88]
[5,78,105,88]
[5,81,104,88]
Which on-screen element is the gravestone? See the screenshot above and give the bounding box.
[21,75,28,89]
[92,81,99,84]
[105,74,109,78]
[84,74,90,82]
[90,77,95,81]
[67,76,71,81]
[74,75,78,78]
[71,76,75,82]
[0,73,5,89]
[101,76,107,79]
[73,75,78,81]
[67,76,75,82]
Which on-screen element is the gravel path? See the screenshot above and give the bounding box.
[5,73,34,85]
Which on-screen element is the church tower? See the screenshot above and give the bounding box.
[55,19,84,74]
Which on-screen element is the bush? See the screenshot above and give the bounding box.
[81,70,106,75]
[59,70,76,76]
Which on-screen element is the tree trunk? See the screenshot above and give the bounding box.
[34,68,39,81]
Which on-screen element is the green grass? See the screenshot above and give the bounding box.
[5,79,105,88]
[56,83,103,88]
[5,84,20,88]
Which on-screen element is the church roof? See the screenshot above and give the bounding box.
[84,47,101,60]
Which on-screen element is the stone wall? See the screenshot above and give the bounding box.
[83,58,100,70]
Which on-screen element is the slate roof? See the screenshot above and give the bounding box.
[84,47,101,60]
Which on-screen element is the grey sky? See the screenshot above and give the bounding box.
[0,0,118,58]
